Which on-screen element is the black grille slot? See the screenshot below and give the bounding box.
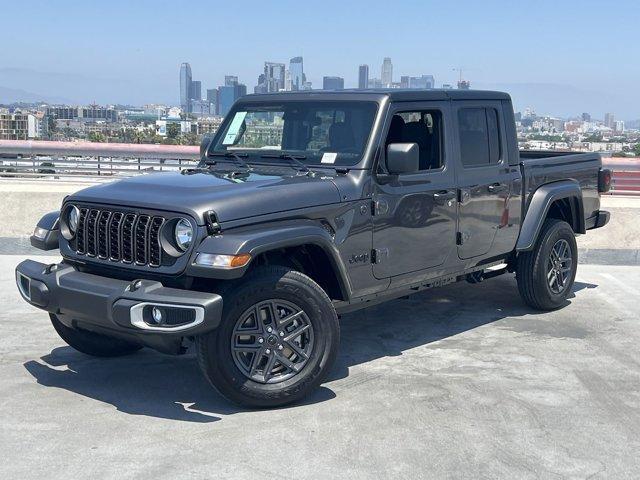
[134,215,150,265]
[86,209,100,256]
[76,208,88,254]
[97,211,111,259]
[148,217,165,267]
[109,212,123,261]
[121,213,137,263]
[70,206,169,268]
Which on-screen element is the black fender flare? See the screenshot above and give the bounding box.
[516,180,584,251]
[30,211,60,251]
[187,221,352,299]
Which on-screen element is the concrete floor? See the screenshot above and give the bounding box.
[1,255,639,479]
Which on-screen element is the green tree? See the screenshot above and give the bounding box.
[634,143,640,156]
[166,123,181,140]
[88,132,106,143]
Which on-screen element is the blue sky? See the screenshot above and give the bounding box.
[1,0,638,119]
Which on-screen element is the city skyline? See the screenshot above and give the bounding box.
[1,0,638,119]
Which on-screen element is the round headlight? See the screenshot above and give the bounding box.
[68,206,79,233]
[174,218,193,252]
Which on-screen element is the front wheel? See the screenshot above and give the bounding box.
[516,219,578,310]
[196,266,339,408]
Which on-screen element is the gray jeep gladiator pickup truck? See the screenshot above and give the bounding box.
[16,89,611,407]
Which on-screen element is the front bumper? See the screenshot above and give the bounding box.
[16,259,223,351]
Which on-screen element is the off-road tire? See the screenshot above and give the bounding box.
[196,266,340,408]
[516,218,578,310]
[50,314,142,357]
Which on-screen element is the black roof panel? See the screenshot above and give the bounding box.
[241,88,511,103]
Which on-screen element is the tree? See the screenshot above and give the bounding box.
[166,123,181,140]
[88,132,106,143]
[634,143,640,157]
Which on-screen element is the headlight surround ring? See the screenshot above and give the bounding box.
[174,218,193,252]
[60,204,80,240]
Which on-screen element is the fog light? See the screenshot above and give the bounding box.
[195,253,251,268]
[151,307,163,324]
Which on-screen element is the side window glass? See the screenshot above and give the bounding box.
[457,107,502,167]
[384,110,444,171]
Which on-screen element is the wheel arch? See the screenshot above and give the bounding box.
[188,222,352,301]
[516,180,585,251]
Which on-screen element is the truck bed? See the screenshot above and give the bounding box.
[519,150,603,222]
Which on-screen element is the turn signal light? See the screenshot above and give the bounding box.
[195,253,251,269]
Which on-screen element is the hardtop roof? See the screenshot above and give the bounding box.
[241,88,511,103]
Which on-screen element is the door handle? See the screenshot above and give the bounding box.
[488,183,507,193]
[432,190,456,203]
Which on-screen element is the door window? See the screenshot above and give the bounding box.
[384,110,444,171]
[457,107,502,167]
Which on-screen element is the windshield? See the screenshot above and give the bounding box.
[209,101,378,167]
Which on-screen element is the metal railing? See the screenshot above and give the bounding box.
[0,140,639,195]
[0,140,200,182]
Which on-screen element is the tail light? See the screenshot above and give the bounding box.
[598,168,612,193]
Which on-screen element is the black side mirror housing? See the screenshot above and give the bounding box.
[386,143,420,175]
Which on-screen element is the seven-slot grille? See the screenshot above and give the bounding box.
[73,207,166,267]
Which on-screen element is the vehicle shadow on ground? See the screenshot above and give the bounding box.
[23,275,597,423]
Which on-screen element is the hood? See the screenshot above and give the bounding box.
[68,169,342,223]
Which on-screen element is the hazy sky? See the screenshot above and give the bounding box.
[1,0,638,119]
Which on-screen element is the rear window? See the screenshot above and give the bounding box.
[457,107,502,167]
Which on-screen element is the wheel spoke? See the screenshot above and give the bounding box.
[277,310,304,328]
[275,352,300,373]
[284,338,309,360]
[249,348,265,377]
[284,323,311,343]
[262,353,278,382]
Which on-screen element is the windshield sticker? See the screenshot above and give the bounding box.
[321,152,338,164]
[222,111,248,145]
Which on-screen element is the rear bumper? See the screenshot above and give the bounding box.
[586,210,610,230]
[16,259,223,349]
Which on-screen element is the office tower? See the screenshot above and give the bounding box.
[218,82,247,117]
[457,80,470,90]
[254,73,267,94]
[381,57,393,86]
[264,62,286,92]
[206,88,218,114]
[581,112,591,122]
[323,76,344,90]
[604,113,615,129]
[400,76,409,89]
[225,76,239,86]
[408,75,435,89]
[358,65,369,89]
[180,63,192,112]
[190,80,202,101]
[289,57,305,91]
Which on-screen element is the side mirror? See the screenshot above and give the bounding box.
[386,143,419,175]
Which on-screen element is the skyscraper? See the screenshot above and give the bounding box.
[189,80,202,101]
[358,65,369,89]
[400,76,409,89]
[264,62,286,92]
[289,57,305,91]
[218,82,247,117]
[604,113,615,129]
[381,57,393,86]
[323,76,344,90]
[179,63,192,112]
[224,75,238,86]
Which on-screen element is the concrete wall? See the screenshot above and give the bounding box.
[1,180,638,258]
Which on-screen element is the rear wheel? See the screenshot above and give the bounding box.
[196,266,339,408]
[516,219,578,310]
[50,314,142,357]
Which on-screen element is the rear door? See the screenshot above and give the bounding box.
[453,101,514,259]
[371,101,458,278]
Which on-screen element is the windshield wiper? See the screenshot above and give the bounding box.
[206,151,250,170]
[260,153,309,173]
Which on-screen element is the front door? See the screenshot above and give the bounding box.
[372,102,458,279]
[453,101,512,259]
